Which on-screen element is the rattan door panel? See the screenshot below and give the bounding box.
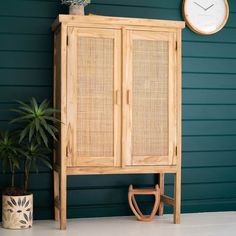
[67,27,121,167]
[123,30,176,166]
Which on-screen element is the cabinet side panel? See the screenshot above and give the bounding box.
[54,28,62,166]
[177,29,182,168]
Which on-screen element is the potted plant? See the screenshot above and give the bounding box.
[1,98,60,229]
[61,0,91,15]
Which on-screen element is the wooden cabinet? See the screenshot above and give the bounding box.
[52,15,185,230]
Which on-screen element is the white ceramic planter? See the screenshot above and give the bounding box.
[2,194,33,229]
[69,5,85,15]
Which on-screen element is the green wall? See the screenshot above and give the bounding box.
[1,0,236,220]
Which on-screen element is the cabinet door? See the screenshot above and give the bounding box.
[123,29,176,166]
[67,27,121,167]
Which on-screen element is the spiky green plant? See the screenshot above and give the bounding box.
[10,97,60,192]
[19,143,52,192]
[0,98,60,195]
[11,98,60,148]
[0,131,20,187]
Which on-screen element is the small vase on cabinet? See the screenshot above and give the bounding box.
[69,5,84,15]
[61,0,91,15]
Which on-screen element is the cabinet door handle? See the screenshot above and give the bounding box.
[127,90,130,105]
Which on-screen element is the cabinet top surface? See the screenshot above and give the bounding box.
[52,14,185,31]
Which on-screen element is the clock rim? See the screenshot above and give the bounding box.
[182,0,229,35]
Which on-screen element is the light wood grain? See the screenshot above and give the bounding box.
[53,170,59,221]
[54,196,61,210]
[158,173,165,216]
[53,28,60,223]
[54,164,61,173]
[168,32,176,165]
[66,26,77,167]
[66,165,177,175]
[161,195,174,206]
[59,24,68,230]
[52,15,185,32]
[122,28,132,166]
[113,30,122,167]
[132,156,171,166]
[173,29,183,225]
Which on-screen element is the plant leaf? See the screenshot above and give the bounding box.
[31,97,39,113]
[38,99,50,111]
[38,127,48,147]
[19,125,30,143]
[10,114,34,124]
[29,122,35,142]
[38,157,52,170]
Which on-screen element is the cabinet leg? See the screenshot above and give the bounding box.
[174,171,181,224]
[54,169,60,221]
[158,173,164,216]
[60,171,67,230]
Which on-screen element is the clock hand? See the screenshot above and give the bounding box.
[205,4,214,11]
[194,2,206,11]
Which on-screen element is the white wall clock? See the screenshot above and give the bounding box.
[183,0,229,35]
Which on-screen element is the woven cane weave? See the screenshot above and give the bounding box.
[132,39,169,156]
[77,37,114,157]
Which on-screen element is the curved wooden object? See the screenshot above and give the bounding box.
[128,184,160,222]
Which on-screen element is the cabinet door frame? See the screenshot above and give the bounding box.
[122,28,177,166]
[66,27,121,167]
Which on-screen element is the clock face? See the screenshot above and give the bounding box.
[183,0,229,34]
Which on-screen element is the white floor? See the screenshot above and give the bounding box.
[1,212,236,236]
